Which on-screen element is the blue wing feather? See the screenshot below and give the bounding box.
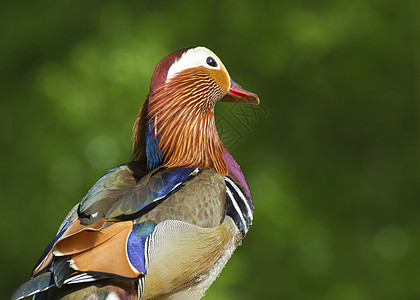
[150,167,196,199]
[78,162,198,222]
[126,221,157,274]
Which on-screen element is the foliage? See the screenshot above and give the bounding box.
[1,0,419,299]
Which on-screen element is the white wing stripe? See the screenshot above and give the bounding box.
[225,177,253,221]
[63,273,98,285]
[226,186,247,232]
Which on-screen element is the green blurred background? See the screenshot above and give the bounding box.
[1,0,419,299]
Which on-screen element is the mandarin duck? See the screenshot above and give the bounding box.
[13,46,259,300]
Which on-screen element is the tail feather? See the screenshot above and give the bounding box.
[12,272,54,300]
[51,256,71,288]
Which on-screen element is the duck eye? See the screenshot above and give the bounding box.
[206,56,218,68]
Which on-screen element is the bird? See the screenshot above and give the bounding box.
[12,46,259,300]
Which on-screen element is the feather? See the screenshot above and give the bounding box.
[12,272,53,300]
[68,221,140,279]
[53,220,128,256]
[141,217,239,299]
[126,221,157,274]
[63,273,99,285]
[51,256,71,288]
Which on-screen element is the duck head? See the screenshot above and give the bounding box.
[132,47,259,176]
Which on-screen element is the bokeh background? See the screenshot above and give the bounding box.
[1,0,419,299]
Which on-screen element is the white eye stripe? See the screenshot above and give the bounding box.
[166,47,223,82]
